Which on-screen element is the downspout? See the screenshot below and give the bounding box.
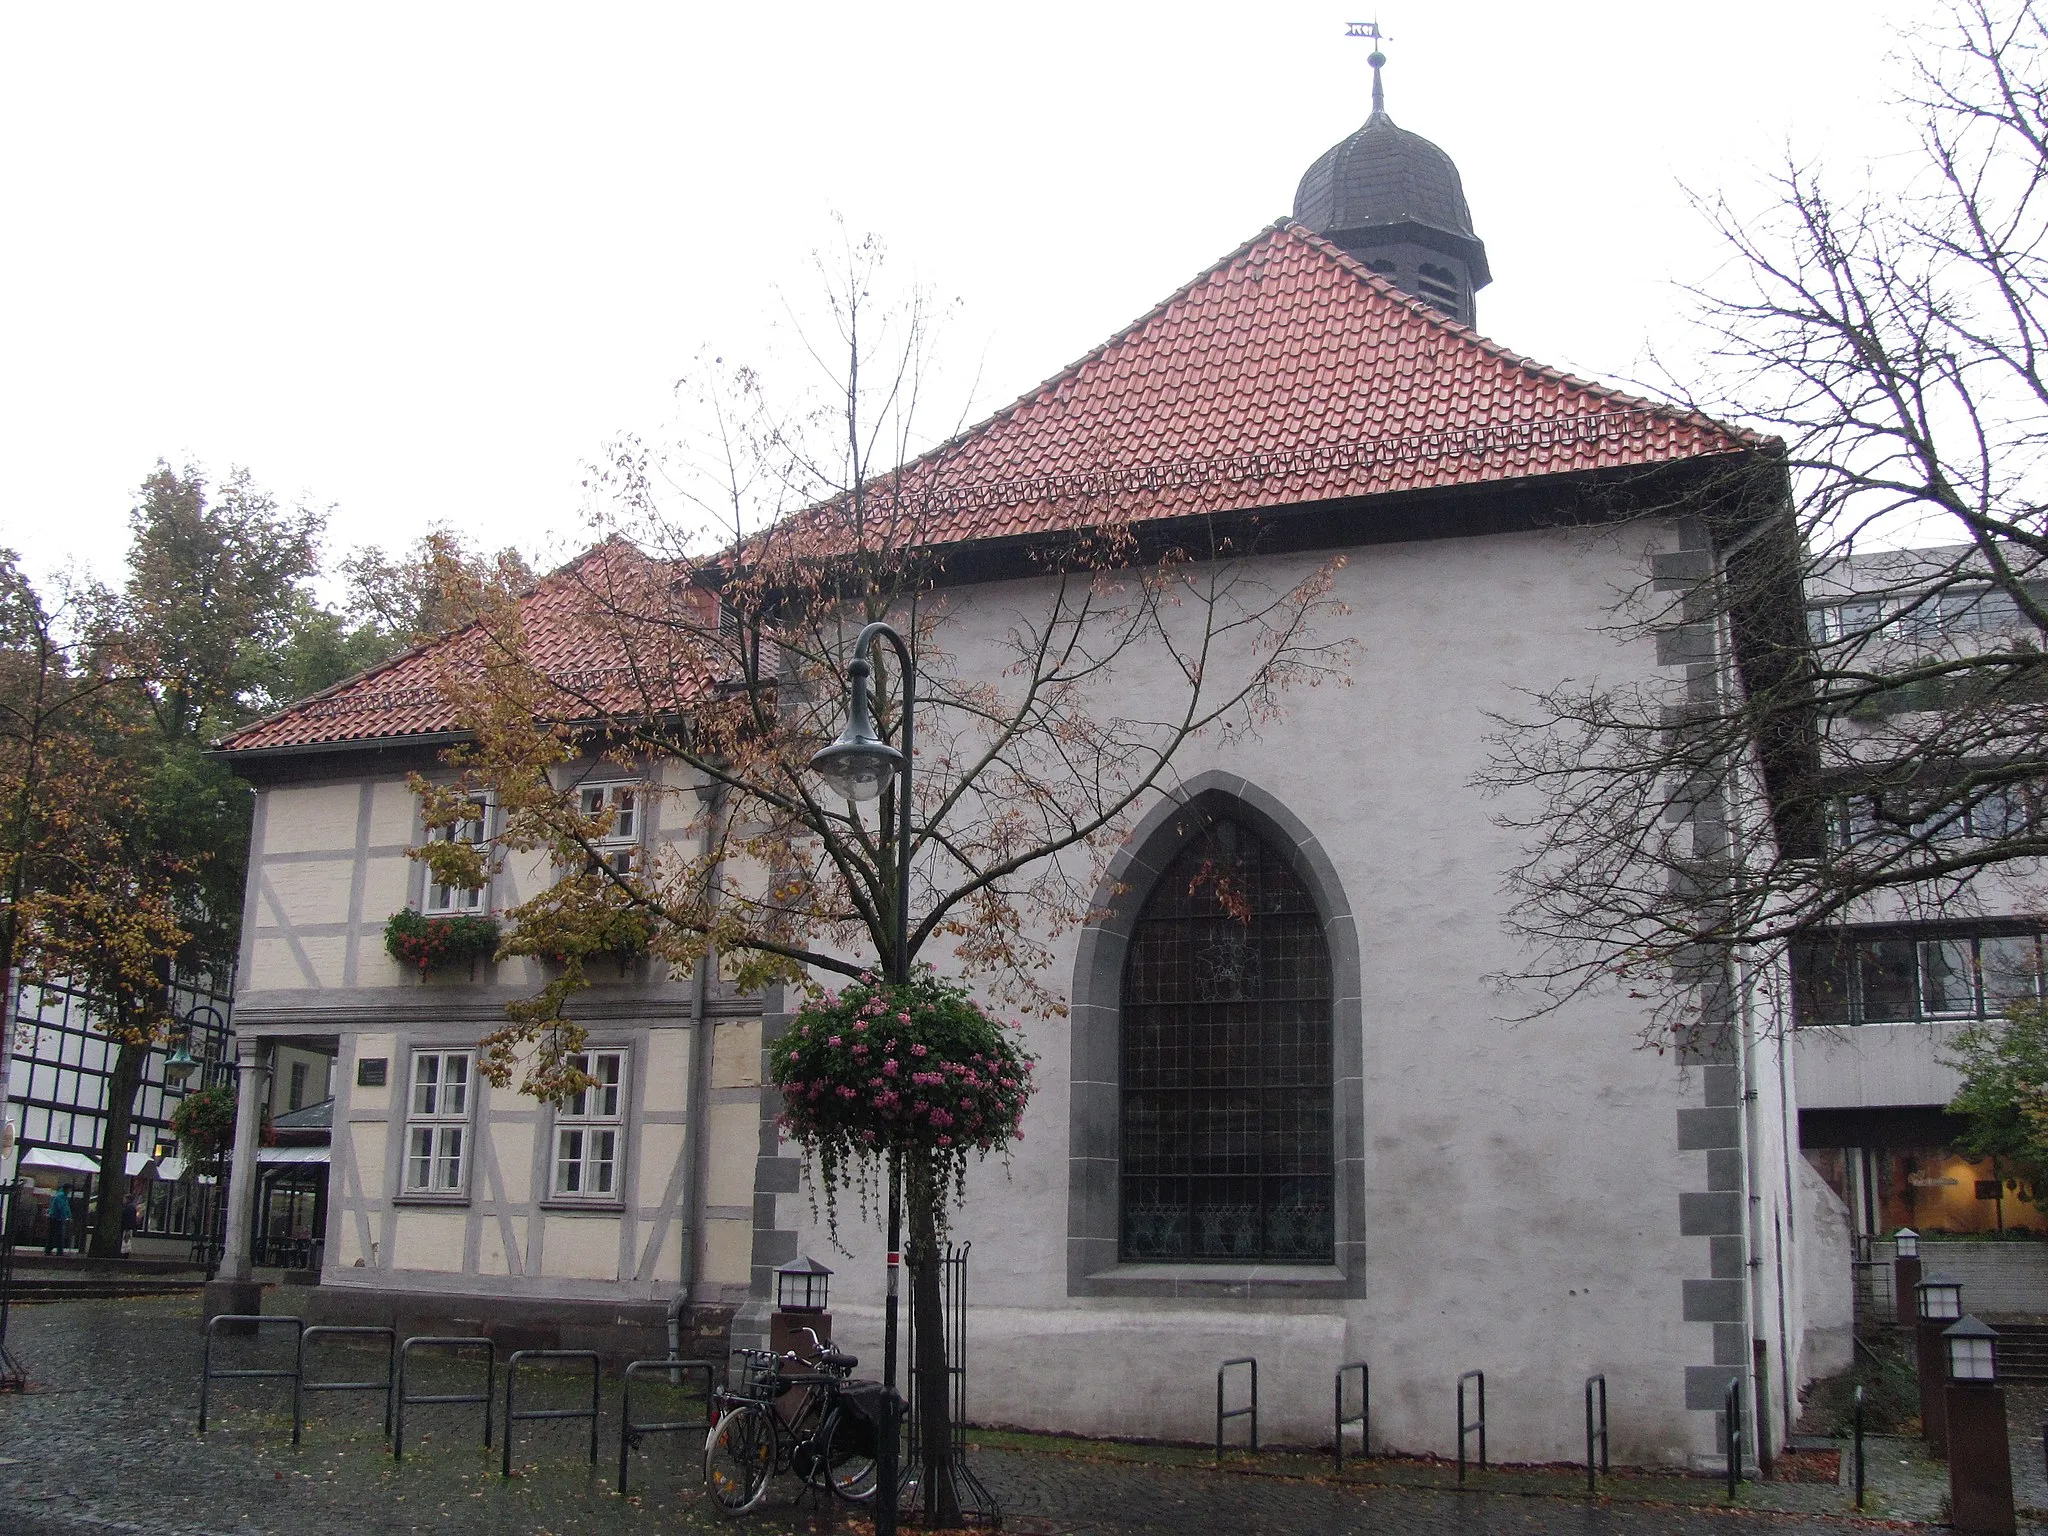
[1711,524,1775,1475]
[670,778,727,1361]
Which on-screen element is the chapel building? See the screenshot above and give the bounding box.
[212,61,1826,1468]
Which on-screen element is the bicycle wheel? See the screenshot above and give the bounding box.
[818,1404,879,1504]
[704,1403,775,1514]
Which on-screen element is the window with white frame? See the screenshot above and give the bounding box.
[552,1050,625,1199]
[403,1050,473,1194]
[578,783,641,876]
[423,796,491,914]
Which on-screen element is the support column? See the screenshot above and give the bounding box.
[202,1039,266,1321]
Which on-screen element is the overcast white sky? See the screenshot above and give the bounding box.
[0,2,1924,591]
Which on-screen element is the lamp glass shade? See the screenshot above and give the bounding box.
[1948,1335,1996,1382]
[810,737,902,803]
[1893,1227,1919,1259]
[1917,1279,1963,1321]
[775,1255,833,1313]
[164,1045,198,1086]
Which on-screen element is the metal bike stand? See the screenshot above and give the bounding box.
[1584,1374,1609,1493]
[394,1336,495,1462]
[501,1349,600,1479]
[0,1236,25,1392]
[618,1358,717,1495]
[199,1315,306,1442]
[1456,1370,1486,1485]
[297,1325,397,1441]
[1216,1357,1258,1462]
[1334,1360,1368,1473]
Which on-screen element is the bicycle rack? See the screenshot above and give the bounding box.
[1215,1357,1258,1462]
[1723,1375,1743,1501]
[199,1314,304,1441]
[501,1349,600,1478]
[1852,1384,1866,1512]
[1333,1360,1368,1473]
[394,1335,495,1462]
[297,1325,396,1441]
[1584,1374,1609,1493]
[1456,1370,1486,1485]
[618,1358,717,1495]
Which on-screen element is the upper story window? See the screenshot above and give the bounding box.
[1792,927,2045,1026]
[403,1050,473,1195]
[551,1049,626,1200]
[1120,818,1333,1264]
[423,796,490,914]
[1827,782,2041,850]
[578,783,641,876]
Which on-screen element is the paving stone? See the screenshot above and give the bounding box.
[2,1297,2043,1535]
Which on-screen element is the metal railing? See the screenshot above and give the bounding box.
[1333,1360,1368,1473]
[1456,1370,1486,1485]
[198,1314,304,1441]
[1722,1376,1743,1501]
[0,1236,24,1392]
[501,1349,599,1478]
[1852,1384,1866,1511]
[617,1358,717,1495]
[1584,1374,1608,1494]
[1215,1357,1257,1462]
[394,1336,495,1462]
[297,1325,396,1440]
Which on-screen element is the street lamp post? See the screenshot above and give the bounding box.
[809,619,914,1536]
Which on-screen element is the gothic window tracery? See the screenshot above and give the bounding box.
[1119,817,1334,1262]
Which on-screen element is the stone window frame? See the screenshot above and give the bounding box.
[1067,771,1365,1299]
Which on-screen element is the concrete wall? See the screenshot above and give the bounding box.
[759,522,1810,1467]
[1794,1023,1966,1111]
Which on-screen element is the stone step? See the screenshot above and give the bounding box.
[5,1278,205,1302]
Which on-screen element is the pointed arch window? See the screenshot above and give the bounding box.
[1120,817,1334,1262]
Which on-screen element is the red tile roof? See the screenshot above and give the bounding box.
[765,220,1759,555]
[221,220,1761,755]
[216,538,708,753]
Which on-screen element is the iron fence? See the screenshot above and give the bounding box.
[617,1358,716,1495]
[1215,1357,1258,1461]
[501,1349,600,1478]
[394,1336,495,1462]
[199,1314,304,1441]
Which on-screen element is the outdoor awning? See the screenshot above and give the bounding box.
[124,1152,160,1177]
[20,1148,99,1174]
[155,1157,187,1182]
[257,1146,330,1166]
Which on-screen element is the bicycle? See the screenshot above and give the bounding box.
[703,1330,887,1513]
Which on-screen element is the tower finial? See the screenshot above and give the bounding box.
[1345,20,1389,115]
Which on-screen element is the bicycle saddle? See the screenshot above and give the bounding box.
[820,1346,857,1370]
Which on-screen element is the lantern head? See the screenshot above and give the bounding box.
[775,1254,834,1314]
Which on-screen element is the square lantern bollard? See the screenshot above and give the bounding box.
[770,1254,834,1358]
[1916,1275,1964,1458]
[1944,1317,2014,1536]
[1893,1228,1921,1328]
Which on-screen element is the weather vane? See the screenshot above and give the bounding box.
[1346,20,1390,114]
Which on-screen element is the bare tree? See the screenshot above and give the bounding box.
[1482,0,2048,1034]
[409,233,1351,1519]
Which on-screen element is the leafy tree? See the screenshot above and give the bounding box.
[407,236,1350,1519]
[1479,0,2048,1028]
[1948,1002,2048,1197]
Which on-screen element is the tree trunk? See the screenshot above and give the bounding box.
[908,1157,960,1526]
[90,1036,148,1258]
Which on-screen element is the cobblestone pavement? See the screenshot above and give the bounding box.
[0,1298,2040,1536]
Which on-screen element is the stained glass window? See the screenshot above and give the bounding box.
[1119,818,1334,1263]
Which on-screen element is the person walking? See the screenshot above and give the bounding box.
[120,1196,138,1257]
[45,1185,70,1256]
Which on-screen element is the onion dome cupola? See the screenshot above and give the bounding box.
[1292,45,1491,328]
